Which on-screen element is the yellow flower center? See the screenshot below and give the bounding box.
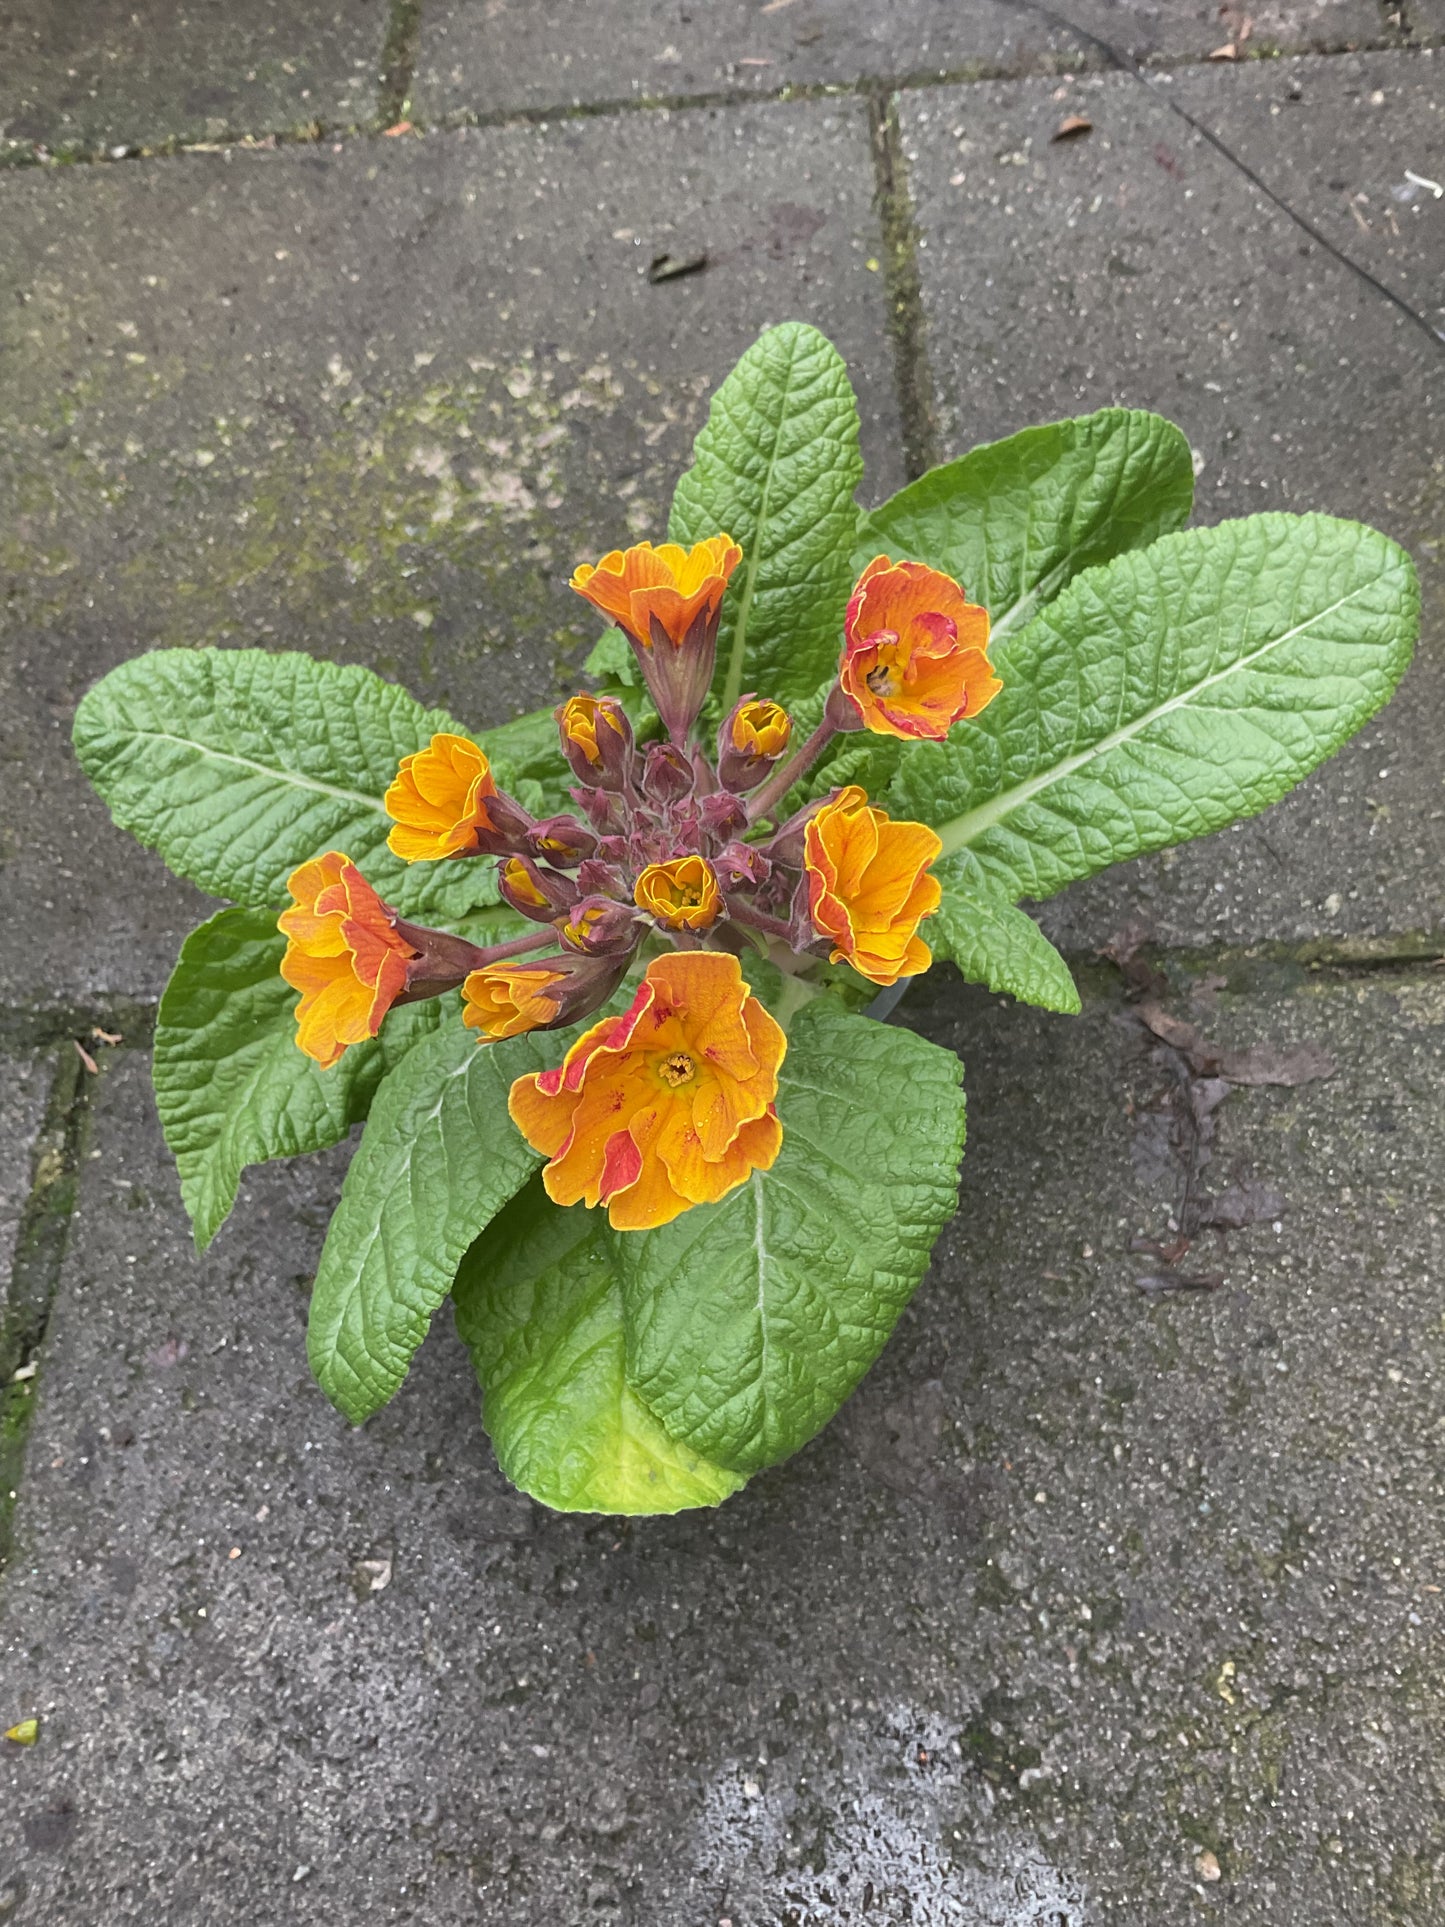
[866,652,902,697]
[657,1051,697,1089]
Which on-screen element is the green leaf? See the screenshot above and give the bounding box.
[582,627,640,689]
[454,1182,744,1515]
[928,854,1080,1014]
[669,322,864,710]
[892,514,1419,902]
[153,907,446,1252]
[855,408,1195,643]
[72,647,503,920]
[307,1022,551,1424]
[618,999,966,1477]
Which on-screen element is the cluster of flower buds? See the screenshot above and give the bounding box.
[278,536,999,1226]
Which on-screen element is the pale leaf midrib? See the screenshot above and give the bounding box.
[937,582,1369,857]
[111,726,390,815]
[721,336,806,713]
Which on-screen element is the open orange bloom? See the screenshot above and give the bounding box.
[634,855,722,931]
[508,951,785,1232]
[385,733,498,861]
[804,786,942,987]
[570,536,741,649]
[279,852,417,1067]
[463,962,569,1040]
[839,555,1000,741]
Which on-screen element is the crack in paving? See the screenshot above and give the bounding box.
[868,86,941,483]
[0,1047,93,1574]
[1,26,1439,171]
[377,0,425,129]
[994,0,1445,350]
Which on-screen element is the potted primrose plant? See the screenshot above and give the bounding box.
[72,323,1419,1514]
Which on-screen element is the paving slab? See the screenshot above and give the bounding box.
[3,961,1445,1923]
[0,101,900,1010]
[903,59,1445,954]
[412,0,1408,121]
[1169,49,1445,329]
[0,0,390,160]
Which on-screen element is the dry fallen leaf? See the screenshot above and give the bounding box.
[92,1027,123,1045]
[357,1555,393,1594]
[1209,41,1239,58]
[1135,1004,1335,1087]
[647,250,708,285]
[382,120,412,137]
[73,1039,99,1075]
[1196,1849,1223,1882]
[1052,114,1093,141]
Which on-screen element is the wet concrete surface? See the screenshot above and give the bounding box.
[902,57,1444,955]
[0,99,899,1008]
[0,0,390,158]
[3,963,1445,1923]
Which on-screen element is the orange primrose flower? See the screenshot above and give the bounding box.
[839,555,1000,741]
[279,852,417,1068]
[558,693,625,767]
[730,698,791,759]
[633,855,723,932]
[508,951,785,1232]
[385,733,498,862]
[463,962,570,1041]
[804,786,942,987]
[569,536,742,649]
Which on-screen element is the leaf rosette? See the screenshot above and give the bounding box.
[71,322,1418,1515]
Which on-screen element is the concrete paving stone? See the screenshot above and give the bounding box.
[0,1052,53,1291]
[412,0,1409,122]
[903,60,1444,954]
[1169,49,1445,329]
[0,0,390,160]
[0,100,900,1010]
[2,962,1445,1922]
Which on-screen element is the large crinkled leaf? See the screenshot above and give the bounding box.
[856,408,1195,642]
[617,999,966,1477]
[668,321,864,710]
[454,1181,744,1515]
[72,647,505,920]
[929,854,1080,1014]
[307,1023,550,1423]
[153,907,447,1252]
[891,514,1419,901]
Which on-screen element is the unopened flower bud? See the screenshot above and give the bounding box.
[699,790,748,841]
[559,895,640,957]
[528,813,598,866]
[714,841,772,891]
[498,854,577,923]
[575,855,628,901]
[640,740,694,807]
[569,784,627,834]
[462,950,630,1042]
[556,693,633,790]
[718,695,792,791]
